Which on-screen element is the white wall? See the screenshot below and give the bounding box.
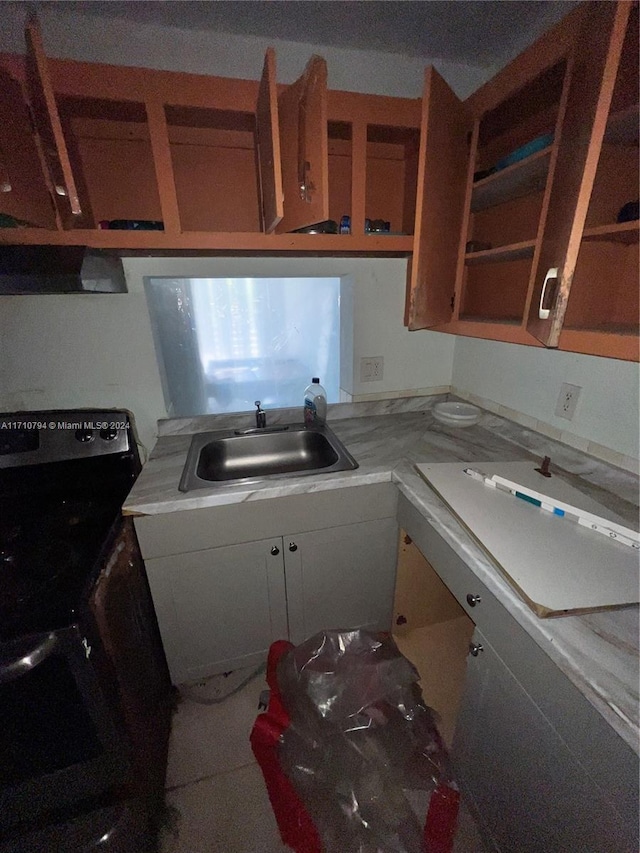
[0,259,454,453]
[333,260,454,399]
[0,288,166,454]
[452,337,640,462]
[0,4,492,99]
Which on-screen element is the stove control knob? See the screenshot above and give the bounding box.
[100,428,119,441]
[75,428,94,443]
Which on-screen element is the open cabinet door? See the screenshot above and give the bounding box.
[25,16,82,223]
[256,48,284,233]
[526,1,630,346]
[0,68,57,228]
[406,67,471,330]
[275,55,329,233]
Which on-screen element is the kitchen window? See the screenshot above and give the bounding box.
[145,276,340,416]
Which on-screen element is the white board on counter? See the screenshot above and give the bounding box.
[415,461,639,618]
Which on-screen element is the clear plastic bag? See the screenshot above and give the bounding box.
[275,630,455,853]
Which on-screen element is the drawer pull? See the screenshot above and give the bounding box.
[288,542,298,552]
[469,642,484,657]
[538,267,558,320]
[270,545,280,556]
[466,593,482,607]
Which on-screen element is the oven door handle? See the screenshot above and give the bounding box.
[0,632,60,683]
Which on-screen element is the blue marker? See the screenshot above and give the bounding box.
[513,490,564,515]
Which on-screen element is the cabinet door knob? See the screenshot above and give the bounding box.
[466,593,482,607]
[270,545,280,556]
[288,542,298,552]
[469,642,484,657]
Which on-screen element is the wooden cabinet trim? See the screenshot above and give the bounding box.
[433,320,543,347]
[145,98,181,234]
[39,55,423,128]
[48,57,262,113]
[526,1,632,346]
[350,119,367,235]
[327,89,421,127]
[452,119,479,321]
[25,18,82,221]
[464,4,585,117]
[0,66,57,229]
[0,226,413,253]
[276,55,329,233]
[558,328,640,361]
[256,48,284,233]
[407,66,471,330]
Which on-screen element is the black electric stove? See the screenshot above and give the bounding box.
[0,411,170,852]
[0,412,139,639]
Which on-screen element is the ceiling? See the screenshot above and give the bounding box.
[34,1,577,66]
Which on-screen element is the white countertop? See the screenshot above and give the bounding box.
[124,396,640,753]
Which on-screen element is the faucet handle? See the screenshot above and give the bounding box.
[255,401,266,428]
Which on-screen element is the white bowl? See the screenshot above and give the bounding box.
[432,402,481,427]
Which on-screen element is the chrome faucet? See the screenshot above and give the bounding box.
[254,401,266,429]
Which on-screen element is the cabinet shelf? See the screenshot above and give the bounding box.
[563,321,639,335]
[458,315,522,326]
[582,221,639,244]
[464,239,536,265]
[558,327,639,360]
[471,147,552,212]
[0,227,414,254]
[437,319,539,346]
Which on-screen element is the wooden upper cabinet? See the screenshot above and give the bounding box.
[406,67,471,330]
[0,67,57,229]
[256,48,284,233]
[24,16,82,224]
[526,1,632,346]
[276,55,329,233]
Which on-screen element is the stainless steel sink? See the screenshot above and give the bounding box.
[179,423,358,491]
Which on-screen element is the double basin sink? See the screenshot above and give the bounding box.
[179,422,358,492]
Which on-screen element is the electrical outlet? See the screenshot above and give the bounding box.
[554,383,582,420]
[360,356,384,382]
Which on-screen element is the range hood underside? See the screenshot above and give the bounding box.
[0,246,127,294]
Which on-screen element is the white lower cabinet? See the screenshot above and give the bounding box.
[396,494,639,853]
[137,486,399,685]
[145,518,398,684]
[284,518,399,645]
[453,627,634,853]
[144,538,289,684]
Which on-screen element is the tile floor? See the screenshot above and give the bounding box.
[160,672,487,853]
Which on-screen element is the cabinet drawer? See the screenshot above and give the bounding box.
[397,494,497,632]
[397,493,639,833]
[135,483,397,558]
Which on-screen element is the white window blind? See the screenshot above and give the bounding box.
[145,276,340,416]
